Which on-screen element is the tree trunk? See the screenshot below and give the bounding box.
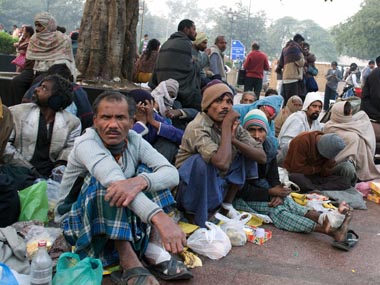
[76,0,139,81]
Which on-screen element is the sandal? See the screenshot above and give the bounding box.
[110,267,159,285]
[332,229,359,251]
[147,256,194,281]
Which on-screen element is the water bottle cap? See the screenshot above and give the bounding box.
[38,240,47,247]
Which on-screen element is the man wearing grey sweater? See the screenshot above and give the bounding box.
[55,91,192,284]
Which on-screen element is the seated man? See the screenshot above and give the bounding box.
[55,92,191,284]
[234,109,354,246]
[175,80,266,226]
[283,131,357,193]
[22,63,94,130]
[277,92,323,164]
[240,91,257,104]
[324,101,380,181]
[129,89,184,164]
[233,94,283,149]
[3,74,81,178]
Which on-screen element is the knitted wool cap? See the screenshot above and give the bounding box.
[129,89,153,104]
[193,32,207,45]
[317,133,346,159]
[201,82,232,111]
[243,109,269,133]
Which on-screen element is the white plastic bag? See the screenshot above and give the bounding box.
[215,212,251,246]
[187,222,231,260]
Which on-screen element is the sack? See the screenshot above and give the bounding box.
[18,181,49,223]
[307,65,318,76]
[11,54,26,68]
[53,252,103,285]
[187,221,231,260]
[237,69,246,85]
[0,263,18,285]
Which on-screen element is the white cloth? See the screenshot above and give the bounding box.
[151,80,177,118]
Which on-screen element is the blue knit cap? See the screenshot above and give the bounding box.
[243,109,269,133]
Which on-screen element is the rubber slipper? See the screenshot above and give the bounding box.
[331,229,359,251]
[147,256,194,281]
[110,267,159,285]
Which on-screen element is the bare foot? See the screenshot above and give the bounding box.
[337,201,350,215]
[332,209,353,242]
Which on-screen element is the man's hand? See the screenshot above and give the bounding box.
[268,184,291,197]
[143,100,156,125]
[165,109,182,119]
[135,102,147,124]
[269,196,284,207]
[222,109,241,129]
[151,212,187,254]
[105,176,148,207]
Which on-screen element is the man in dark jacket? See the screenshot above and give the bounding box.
[149,19,201,111]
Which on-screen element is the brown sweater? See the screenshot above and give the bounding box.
[283,131,335,176]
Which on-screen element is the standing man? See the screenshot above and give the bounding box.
[3,74,81,178]
[209,36,228,82]
[275,34,305,105]
[361,56,380,154]
[361,60,375,88]
[324,61,343,112]
[243,42,270,98]
[175,80,266,226]
[139,34,149,55]
[192,32,212,88]
[149,19,201,110]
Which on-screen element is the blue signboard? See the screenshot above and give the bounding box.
[231,40,245,61]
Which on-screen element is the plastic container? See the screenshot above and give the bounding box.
[354,87,362,98]
[30,240,52,285]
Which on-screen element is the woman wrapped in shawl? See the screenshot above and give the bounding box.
[26,12,76,80]
[274,95,303,137]
[324,101,380,181]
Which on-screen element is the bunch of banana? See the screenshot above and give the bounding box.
[179,248,202,268]
[290,192,307,206]
[322,202,337,209]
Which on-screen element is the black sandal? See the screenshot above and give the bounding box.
[110,267,159,285]
[147,256,194,281]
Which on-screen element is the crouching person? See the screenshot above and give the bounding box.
[233,109,355,247]
[55,92,192,284]
[175,80,266,227]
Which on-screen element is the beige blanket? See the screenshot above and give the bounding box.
[324,101,380,181]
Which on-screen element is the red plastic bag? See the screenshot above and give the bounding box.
[11,54,26,68]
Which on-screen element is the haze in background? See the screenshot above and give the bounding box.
[147,0,364,29]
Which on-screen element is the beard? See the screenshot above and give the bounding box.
[310,112,319,121]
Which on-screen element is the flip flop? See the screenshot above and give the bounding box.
[331,229,359,251]
[110,267,159,285]
[147,256,194,281]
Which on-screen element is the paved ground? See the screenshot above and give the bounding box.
[103,199,380,285]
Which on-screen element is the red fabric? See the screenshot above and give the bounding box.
[243,50,270,79]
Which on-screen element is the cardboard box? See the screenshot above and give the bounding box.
[367,193,380,204]
[244,226,272,245]
[369,181,380,196]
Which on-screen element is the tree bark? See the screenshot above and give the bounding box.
[76,0,139,81]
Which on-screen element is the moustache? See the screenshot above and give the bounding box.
[310,112,320,121]
[106,130,121,135]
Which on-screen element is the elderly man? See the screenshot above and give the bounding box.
[240,91,257,104]
[56,91,192,284]
[3,74,80,178]
[175,80,266,226]
[209,36,228,82]
[192,32,213,88]
[149,19,201,110]
[277,92,323,164]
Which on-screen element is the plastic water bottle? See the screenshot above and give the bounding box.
[30,240,52,285]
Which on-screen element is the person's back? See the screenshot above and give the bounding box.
[361,56,380,121]
[149,19,200,110]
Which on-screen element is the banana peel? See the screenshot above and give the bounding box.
[290,192,307,206]
[179,247,202,268]
[323,202,337,209]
